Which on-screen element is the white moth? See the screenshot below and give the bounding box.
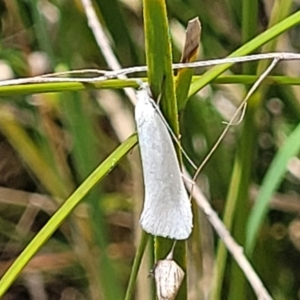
[135,84,193,240]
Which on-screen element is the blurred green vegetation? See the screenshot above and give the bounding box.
[0,0,300,299]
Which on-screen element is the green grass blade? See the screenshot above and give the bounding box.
[189,10,300,97]
[226,1,258,298]
[211,4,297,300]
[2,76,300,98]
[246,123,300,255]
[0,134,137,297]
[0,80,140,97]
[143,0,177,121]
[143,1,188,298]
[61,91,124,299]
[125,232,149,300]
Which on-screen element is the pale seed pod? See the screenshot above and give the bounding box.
[152,258,185,300]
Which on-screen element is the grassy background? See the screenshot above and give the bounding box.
[0,0,300,299]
